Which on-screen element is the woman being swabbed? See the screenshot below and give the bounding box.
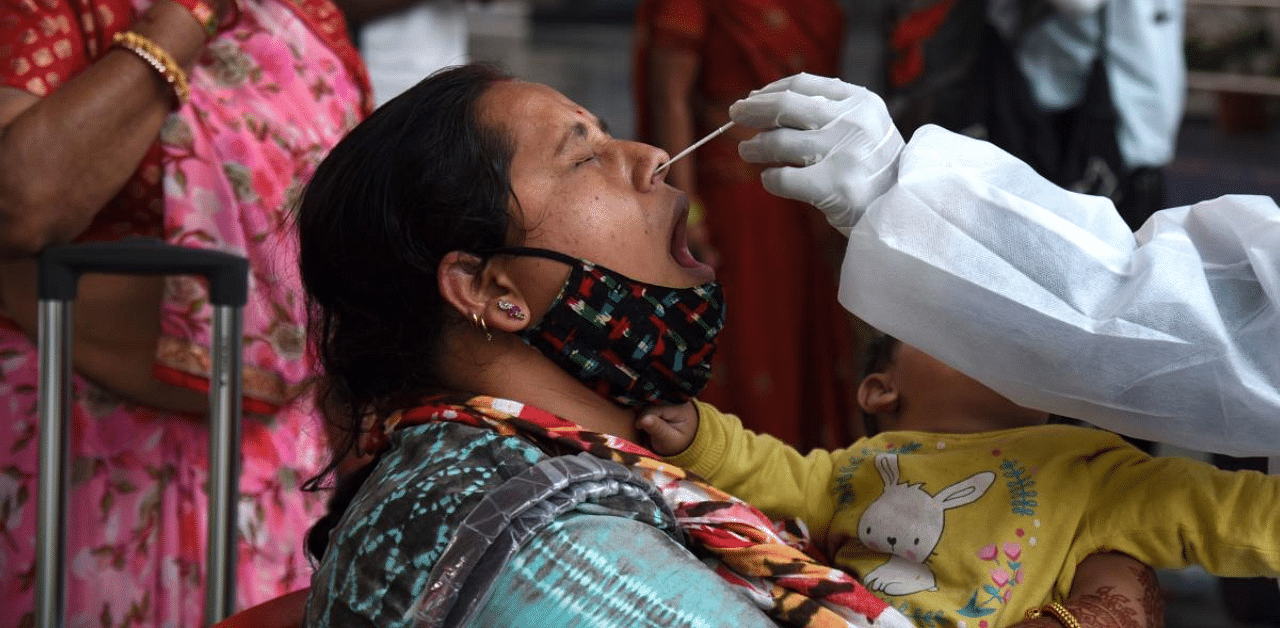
[296,63,1162,628]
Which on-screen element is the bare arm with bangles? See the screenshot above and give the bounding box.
[0,0,223,254]
[0,0,232,414]
[1010,552,1164,628]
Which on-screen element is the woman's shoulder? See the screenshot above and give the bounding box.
[387,420,545,475]
[326,422,546,555]
[354,421,546,524]
[308,422,549,622]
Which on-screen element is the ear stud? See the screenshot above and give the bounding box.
[497,299,527,320]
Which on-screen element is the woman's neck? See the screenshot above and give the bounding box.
[440,335,640,442]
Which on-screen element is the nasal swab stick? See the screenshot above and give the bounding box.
[653,121,735,175]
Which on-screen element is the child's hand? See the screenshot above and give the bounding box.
[635,402,700,456]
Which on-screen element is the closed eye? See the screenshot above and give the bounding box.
[574,154,599,167]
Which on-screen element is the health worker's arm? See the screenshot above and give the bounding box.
[842,129,1280,457]
[731,73,1280,457]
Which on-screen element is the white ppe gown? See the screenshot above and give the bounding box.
[842,125,1280,456]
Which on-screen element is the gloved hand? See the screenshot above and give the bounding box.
[729,73,905,236]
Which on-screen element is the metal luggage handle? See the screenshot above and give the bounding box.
[36,239,249,627]
[37,238,249,305]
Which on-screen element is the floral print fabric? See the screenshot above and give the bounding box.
[0,352,328,626]
[154,0,369,410]
[0,0,367,624]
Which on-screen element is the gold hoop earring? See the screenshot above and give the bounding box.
[471,312,493,342]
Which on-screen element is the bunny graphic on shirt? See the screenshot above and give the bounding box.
[858,453,995,596]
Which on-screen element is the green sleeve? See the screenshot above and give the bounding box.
[1078,442,1280,578]
[466,513,778,628]
[666,400,843,539]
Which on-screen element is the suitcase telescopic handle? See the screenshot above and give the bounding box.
[37,238,248,305]
[36,239,248,628]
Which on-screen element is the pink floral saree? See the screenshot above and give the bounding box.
[0,0,369,623]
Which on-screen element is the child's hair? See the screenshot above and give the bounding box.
[860,333,901,436]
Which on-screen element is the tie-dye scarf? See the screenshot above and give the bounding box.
[363,394,914,628]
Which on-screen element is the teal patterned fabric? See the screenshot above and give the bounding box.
[305,422,773,627]
[466,514,779,628]
[307,423,543,627]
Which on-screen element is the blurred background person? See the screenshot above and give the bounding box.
[884,0,1185,229]
[0,0,370,623]
[632,0,867,450]
[333,0,472,105]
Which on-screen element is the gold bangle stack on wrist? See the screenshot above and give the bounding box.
[1024,602,1082,628]
[111,31,190,108]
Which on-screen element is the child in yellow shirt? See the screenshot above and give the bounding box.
[637,335,1280,628]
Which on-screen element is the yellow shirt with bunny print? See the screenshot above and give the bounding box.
[668,401,1280,628]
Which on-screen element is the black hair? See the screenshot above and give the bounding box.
[296,64,516,561]
[859,333,901,437]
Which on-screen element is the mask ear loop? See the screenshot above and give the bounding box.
[479,246,580,266]
[471,312,493,342]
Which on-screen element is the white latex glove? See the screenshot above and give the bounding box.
[729,73,905,237]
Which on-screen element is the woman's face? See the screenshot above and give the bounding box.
[480,80,714,290]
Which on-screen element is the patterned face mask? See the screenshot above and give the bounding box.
[486,247,726,407]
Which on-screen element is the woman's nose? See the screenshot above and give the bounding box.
[627,141,670,191]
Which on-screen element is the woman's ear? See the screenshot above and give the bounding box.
[438,251,488,322]
[857,373,899,419]
[437,251,532,336]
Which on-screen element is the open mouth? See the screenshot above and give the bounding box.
[670,196,715,279]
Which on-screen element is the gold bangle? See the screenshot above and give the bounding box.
[1024,602,1082,628]
[111,31,190,108]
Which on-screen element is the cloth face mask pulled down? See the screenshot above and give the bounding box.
[487,246,726,408]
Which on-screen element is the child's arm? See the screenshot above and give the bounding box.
[636,402,699,456]
[637,400,844,538]
[1078,441,1280,579]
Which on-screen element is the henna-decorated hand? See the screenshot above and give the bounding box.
[1005,552,1164,628]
